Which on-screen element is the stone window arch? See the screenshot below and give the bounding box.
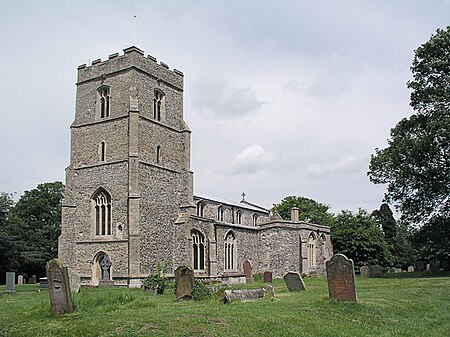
[99,141,106,162]
[196,201,205,217]
[191,230,205,271]
[308,232,316,268]
[217,206,224,221]
[153,89,165,121]
[92,188,112,236]
[97,86,111,119]
[92,251,112,286]
[156,145,161,164]
[224,230,236,271]
[236,210,242,224]
[252,213,258,226]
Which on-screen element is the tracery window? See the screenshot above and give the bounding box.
[93,189,112,236]
[191,230,205,271]
[224,231,236,271]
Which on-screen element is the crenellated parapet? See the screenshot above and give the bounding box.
[76,46,184,90]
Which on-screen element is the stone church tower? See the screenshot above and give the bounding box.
[59,46,194,287]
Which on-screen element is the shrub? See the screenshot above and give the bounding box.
[142,261,169,294]
[191,279,212,300]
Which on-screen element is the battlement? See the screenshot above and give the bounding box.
[76,46,183,89]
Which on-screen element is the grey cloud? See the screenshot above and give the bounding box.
[222,144,274,175]
[191,77,264,119]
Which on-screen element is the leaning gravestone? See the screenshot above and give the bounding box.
[6,272,15,293]
[18,275,24,285]
[360,266,369,278]
[46,259,73,314]
[283,272,306,291]
[175,266,194,300]
[263,271,272,283]
[326,254,357,302]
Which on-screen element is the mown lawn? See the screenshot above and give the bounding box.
[0,272,449,337]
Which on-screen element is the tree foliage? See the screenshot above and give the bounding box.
[272,196,334,227]
[0,193,18,281]
[372,203,397,245]
[331,209,393,269]
[6,182,64,277]
[368,27,450,224]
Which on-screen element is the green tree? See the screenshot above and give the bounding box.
[368,27,450,223]
[372,203,397,245]
[272,196,334,227]
[331,209,392,269]
[0,193,18,282]
[9,182,64,277]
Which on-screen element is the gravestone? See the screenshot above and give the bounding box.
[430,260,440,272]
[283,272,306,291]
[98,255,114,287]
[18,275,24,285]
[360,266,369,278]
[30,275,36,284]
[326,254,357,302]
[415,262,425,272]
[39,277,49,288]
[224,287,271,303]
[263,271,272,283]
[426,264,430,271]
[46,259,73,314]
[368,265,383,277]
[407,265,414,272]
[395,268,402,273]
[175,266,194,300]
[243,260,254,283]
[6,272,15,293]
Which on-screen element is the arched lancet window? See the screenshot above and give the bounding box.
[236,210,242,224]
[252,214,258,226]
[196,202,204,217]
[156,145,161,164]
[217,206,224,221]
[153,90,165,121]
[308,232,316,268]
[93,189,112,236]
[98,86,111,119]
[100,141,106,162]
[191,230,205,271]
[224,231,236,271]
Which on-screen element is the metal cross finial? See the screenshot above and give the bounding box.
[241,192,246,201]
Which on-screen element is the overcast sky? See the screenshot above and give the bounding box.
[0,1,449,214]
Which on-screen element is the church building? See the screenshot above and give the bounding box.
[58,46,333,287]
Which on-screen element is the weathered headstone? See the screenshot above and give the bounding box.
[243,260,254,283]
[30,275,36,284]
[263,271,272,283]
[175,266,194,300]
[17,275,24,285]
[430,260,440,272]
[283,272,307,291]
[368,265,383,277]
[46,259,73,314]
[326,254,357,302]
[407,265,414,272]
[39,277,49,288]
[426,264,430,271]
[360,266,369,278]
[98,255,114,287]
[395,268,402,273]
[6,272,15,293]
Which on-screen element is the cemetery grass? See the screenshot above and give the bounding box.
[0,273,449,337]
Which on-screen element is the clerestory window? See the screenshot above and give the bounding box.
[217,206,224,221]
[236,210,242,224]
